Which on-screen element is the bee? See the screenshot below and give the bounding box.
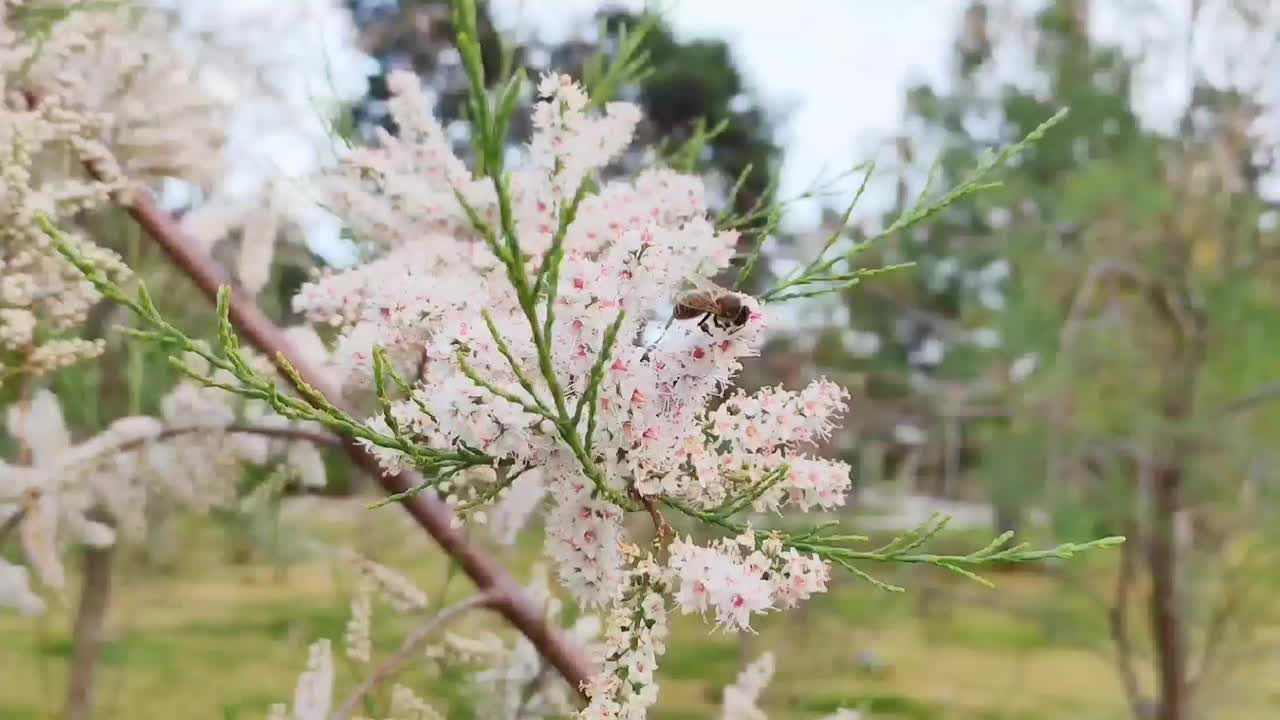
[673,283,751,334]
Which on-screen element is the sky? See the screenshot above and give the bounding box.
[485,0,1280,226]
[184,0,1274,262]
[489,0,965,230]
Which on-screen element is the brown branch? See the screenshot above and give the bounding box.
[118,192,597,696]
[1108,517,1147,719]
[1210,382,1280,419]
[334,592,497,720]
[1059,259,1149,352]
[634,489,674,552]
[1190,543,1251,698]
[0,506,25,545]
[116,423,344,453]
[0,426,345,504]
[62,518,115,720]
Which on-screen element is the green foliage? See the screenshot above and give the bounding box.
[761,109,1068,304]
[665,495,1121,591]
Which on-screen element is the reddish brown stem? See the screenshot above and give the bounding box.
[118,423,344,453]
[634,490,674,552]
[121,194,597,695]
[1147,463,1187,720]
[62,536,115,720]
[1108,517,1146,718]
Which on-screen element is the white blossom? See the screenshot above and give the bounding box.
[718,652,862,720]
[284,70,857,716]
[344,576,373,665]
[290,639,334,720]
[0,557,44,615]
[721,652,774,720]
[342,549,429,613]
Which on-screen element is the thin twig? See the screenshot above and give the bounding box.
[0,507,26,545]
[1211,382,1280,418]
[0,425,345,506]
[635,490,674,552]
[1108,517,1146,719]
[513,659,553,719]
[1190,540,1252,697]
[334,592,498,720]
[62,514,116,720]
[118,423,344,453]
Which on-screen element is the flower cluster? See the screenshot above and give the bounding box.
[0,89,129,376]
[0,361,328,614]
[344,572,374,665]
[270,639,336,720]
[1,389,162,605]
[273,637,448,720]
[287,70,856,716]
[20,6,226,185]
[2,0,369,378]
[668,530,830,632]
[580,551,669,720]
[342,548,430,613]
[0,0,231,380]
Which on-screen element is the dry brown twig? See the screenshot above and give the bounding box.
[334,591,499,720]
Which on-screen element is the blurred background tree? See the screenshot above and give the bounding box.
[809,1,1280,718]
[349,0,779,218]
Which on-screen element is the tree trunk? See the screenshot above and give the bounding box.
[62,542,115,720]
[1144,278,1205,720]
[143,491,178,570]
[1147,462,1186,720]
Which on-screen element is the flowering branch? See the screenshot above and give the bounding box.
[334,591,499,720]
[662,499,1124,591]
[35,208,600,695]
[760,108,1070,304]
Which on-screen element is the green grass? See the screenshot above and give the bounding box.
[2,502,1279,719]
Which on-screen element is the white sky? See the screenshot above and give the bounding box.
[211,0,1273,261]
[491,0,965,229]
[487,0,1280,227]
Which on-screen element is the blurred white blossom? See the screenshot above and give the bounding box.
[721,652,774,720]
[0,557,44,615]
[893,422,927,446]
[1009,351,1040,383]
[842,328,882,358]
[719,651,861,720]
[968,326,1001,349]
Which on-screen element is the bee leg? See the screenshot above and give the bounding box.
[698,313,713,335]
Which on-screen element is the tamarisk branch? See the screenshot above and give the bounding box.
[116,190,598,696]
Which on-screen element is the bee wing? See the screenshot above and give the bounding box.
[675,289,723,314]
[679,272,727,293]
